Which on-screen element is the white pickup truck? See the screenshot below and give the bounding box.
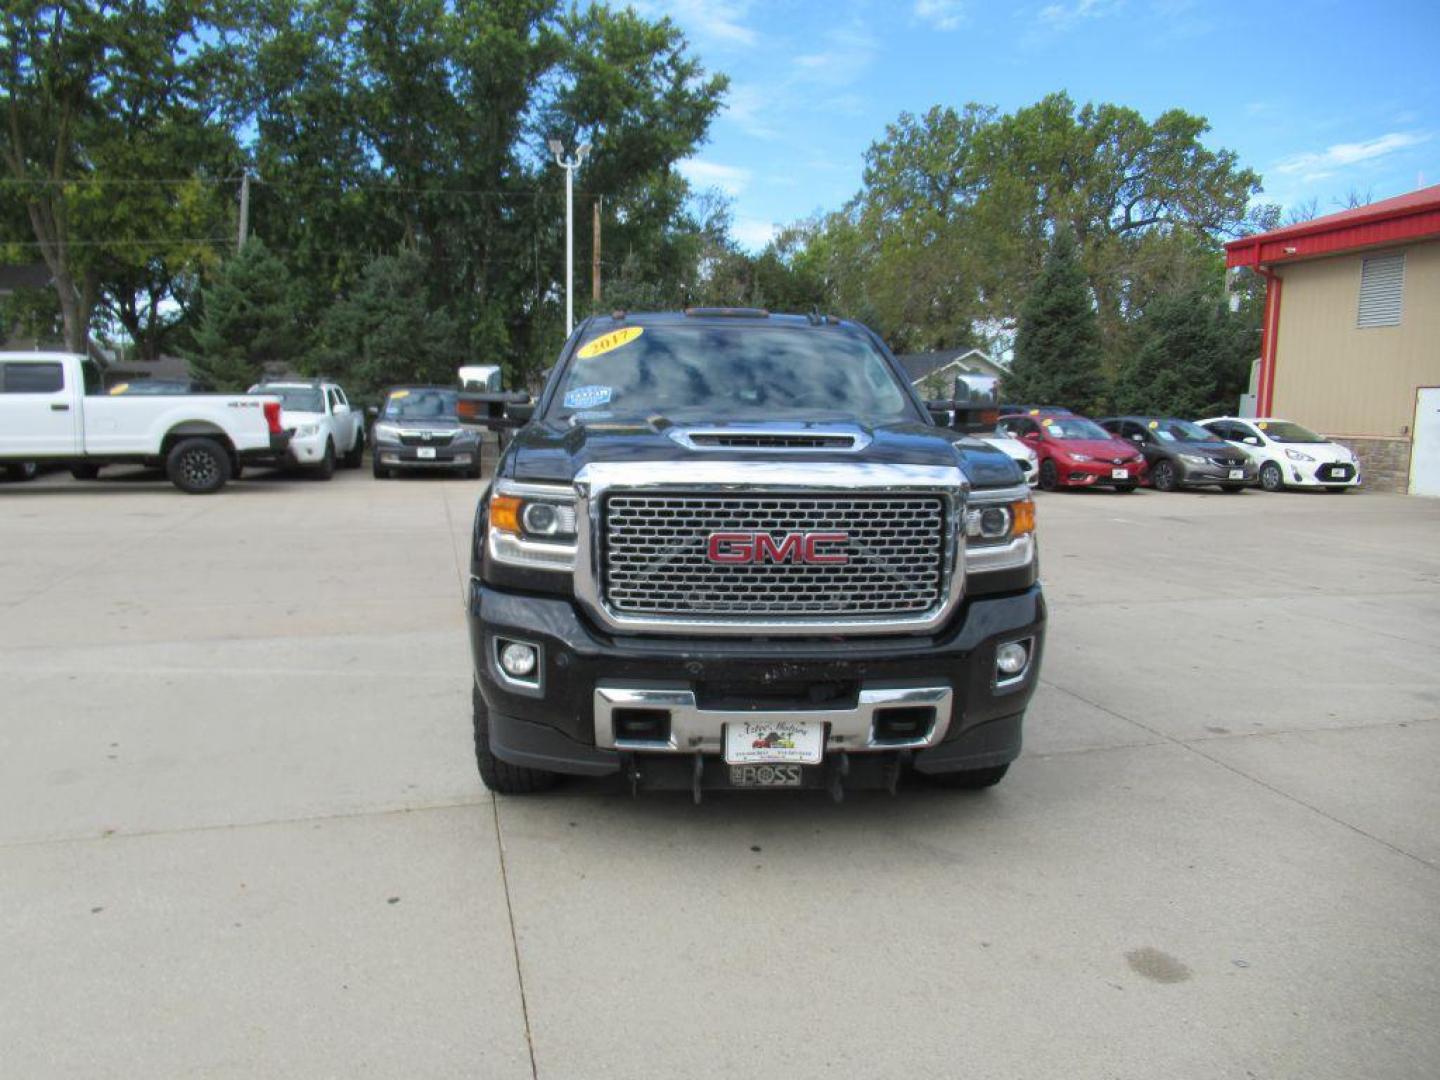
[0,352,289,494]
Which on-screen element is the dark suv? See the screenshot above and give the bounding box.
[1097,416,1257,492]
[465,310,1047,800]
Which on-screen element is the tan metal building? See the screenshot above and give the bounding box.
[1226,186,1440,493]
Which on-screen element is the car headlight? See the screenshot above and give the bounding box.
[452,427,480,444]
[965,490,1036,575]
[1066,452,1094,463]
[373,423,405,443]
[1284,448,1316,462]
[487,480,578,571]
[1179,453,1207,465]
[295,423,321,438]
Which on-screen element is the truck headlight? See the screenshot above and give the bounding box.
[964,491,1036,576]
[487,480,578,571]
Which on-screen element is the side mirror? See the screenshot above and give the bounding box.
[927,405,955,427]
[1244,436,1261,446]
[1021,430,1040,442]
[366,405,379,419]
[1130,433,1144,443]
[506,401,535,423]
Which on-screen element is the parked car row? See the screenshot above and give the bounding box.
[994,408,1361,494]
[0,352,494,493]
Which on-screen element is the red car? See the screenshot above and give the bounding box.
[997,412,1146,492]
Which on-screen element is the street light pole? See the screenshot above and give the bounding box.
[548,139,590,338]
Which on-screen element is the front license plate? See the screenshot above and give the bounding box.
[729,764,804,788]
[1111,468,1129,479]
[416,447,437,459]
[1228,468,1244,479]
[724,720,824,765]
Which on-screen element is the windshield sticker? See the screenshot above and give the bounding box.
[1148,420,1159,429]
[571,409,613,422]
[1040,417,1054,426]
[389,389,410,400]
[1257,421,1268,430]
[108,383,130,395]
[564,384,613,409]
[1156,431,1176,442]
[576,326,644,359]
[1028,408,1040,415]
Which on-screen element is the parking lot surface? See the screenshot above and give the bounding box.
[2,467,1438,1079]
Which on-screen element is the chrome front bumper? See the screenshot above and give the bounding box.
[593,684,954,755]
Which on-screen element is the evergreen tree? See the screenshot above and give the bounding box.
[308,251,461,396]
[1114,286,1253,418]
[1005,228,1108,412]
[187,239,305,390]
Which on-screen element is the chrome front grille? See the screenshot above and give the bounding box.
[602,493,947,618]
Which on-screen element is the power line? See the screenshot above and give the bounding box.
[0,175,610,198]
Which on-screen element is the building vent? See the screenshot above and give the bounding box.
[1357,253,1405,328]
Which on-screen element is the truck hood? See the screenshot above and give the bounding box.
[505,417,1023,489]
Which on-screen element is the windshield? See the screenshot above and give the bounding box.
[1258,420,1325,443]
[1150,419,1217,443]
[383,388,458,421]
[550,324,917,423]
[1043,418,1111,441]
[253,386,323,412]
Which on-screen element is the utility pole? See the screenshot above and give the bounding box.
[592,195,602,305]
[548,140,590,337]
[237,170,252,253]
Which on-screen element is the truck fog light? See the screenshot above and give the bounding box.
[499,641,538,678]
[996,641,1029,678]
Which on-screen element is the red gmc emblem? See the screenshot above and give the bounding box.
[706,531,850,565]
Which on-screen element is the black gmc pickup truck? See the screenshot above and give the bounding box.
[466,310,1045,800]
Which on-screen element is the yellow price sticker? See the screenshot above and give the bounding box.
[389,389,410,400]
[577,326,644,359]
[1148,420,1159,429]
[108,383,130,395]
[1257,421,1268,430]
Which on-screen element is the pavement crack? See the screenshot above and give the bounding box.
[491,799,540,1080]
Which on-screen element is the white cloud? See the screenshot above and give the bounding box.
[631,1,757,47]
[723,81,782,140]
[793,25,877,87]
[1036,0,1122,29]
[732,217,778,251]
[914,0,965,30]
[1273,131,1432,182]
[677,159,752,196]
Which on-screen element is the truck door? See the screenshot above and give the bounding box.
[0,357,81,457]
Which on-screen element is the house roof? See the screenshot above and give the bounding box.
[0,263,52,293]
[1226,184,1440,269]
[895,348,1003,384]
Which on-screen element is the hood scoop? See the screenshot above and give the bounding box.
[670,427,869,452]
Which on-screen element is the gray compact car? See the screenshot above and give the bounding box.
[1098,416,1257,493]
[370,386,483,479]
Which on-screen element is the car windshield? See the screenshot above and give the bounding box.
[1258,420,1325,443]
[550,324,917,423]
[1150,419,1216,443]
[1043,418,1110,440]
[254,386,323,412]
[383,388,458,421]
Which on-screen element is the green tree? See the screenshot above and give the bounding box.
[1005,228,1107,413]
[187,238,304,390]
[309,250,460,396]
[1113,286,1255,419]
[0,1,237,353]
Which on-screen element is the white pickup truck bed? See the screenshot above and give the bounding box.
[0,352,289,493]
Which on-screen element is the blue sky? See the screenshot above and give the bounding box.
[634,0,1440,249]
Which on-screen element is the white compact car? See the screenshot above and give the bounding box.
[981,432,1040,487]
[1197,417,1360,493]
[249,381,365,478]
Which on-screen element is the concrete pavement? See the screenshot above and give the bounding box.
[1,465,1437,1078]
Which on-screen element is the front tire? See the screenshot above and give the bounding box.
[1324,486,1348,494]
[166,438,231,494]
[1038,459,1058,491]
[473,685,558,794]
[1151,460,1178,492]
[1114,481,1137,493]
[1220,484,1245,493]
[313,440,336,480]
[342,430,364,469]
[372,457,391,480]
[5,462,39,482]
[1259,461,1284,492]
[930,763,1010,790]
[69,463,100,481]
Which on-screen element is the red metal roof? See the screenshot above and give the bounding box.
[1226,184,1440,268]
